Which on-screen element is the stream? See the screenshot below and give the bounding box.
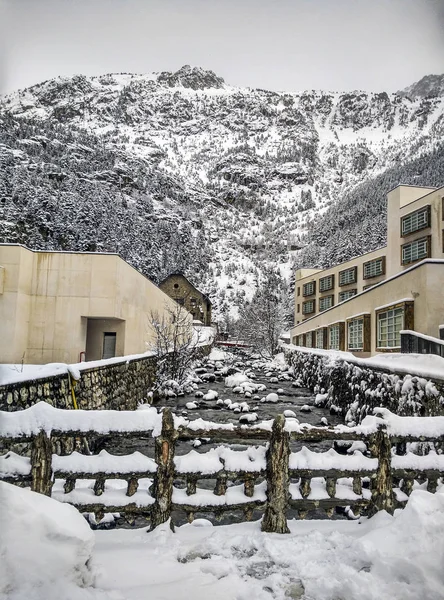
[95,350,350,527]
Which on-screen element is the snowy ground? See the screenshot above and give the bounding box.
[2,481,444,600]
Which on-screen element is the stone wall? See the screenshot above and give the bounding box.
[159,274,212,326]
[284,347,444,424]
[0,355,157,412]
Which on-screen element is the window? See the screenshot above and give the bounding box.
[347,318,364,351]
[401,236,430,264]
[319,274,334,292]
[305,332,313,348]
[377,307,404,348]
[297,304,300,313]
[315,329,325,349]
[401,205,430,236]
[339,289,357,302]
[339,266,357,286]
[302,300,315,315]
[363,257,385,279]
[319,295,334,312]
[328,324,340,350]
[297,287,300,296]
[297,335,304,346]
[303,281,316,296]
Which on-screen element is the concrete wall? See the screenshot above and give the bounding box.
[0,245,186,364]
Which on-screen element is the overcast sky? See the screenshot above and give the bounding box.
[2,0,444,95]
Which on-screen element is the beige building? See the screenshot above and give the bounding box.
[290,184,444,356]
[0,244,186,364]
[159,273,212,326]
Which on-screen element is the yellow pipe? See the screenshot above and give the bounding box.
[68,372,79,410]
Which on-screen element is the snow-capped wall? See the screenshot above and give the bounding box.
[0,354,157,412]
[284,348,444,424]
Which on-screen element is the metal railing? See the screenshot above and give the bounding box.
[401,330,444,358]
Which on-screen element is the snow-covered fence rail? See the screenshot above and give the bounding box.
[2,403,444,532]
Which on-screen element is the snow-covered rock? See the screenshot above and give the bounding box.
[185,401,199,410]
[265,393,279,403]
[284,410,297,418]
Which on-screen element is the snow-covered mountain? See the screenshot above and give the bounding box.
[1,65,444,320]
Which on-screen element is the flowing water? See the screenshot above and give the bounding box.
[95,351,349,527]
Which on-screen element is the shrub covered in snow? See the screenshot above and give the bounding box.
[285,348,444,423]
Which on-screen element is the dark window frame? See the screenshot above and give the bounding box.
[319,294,334,312]
[339,289,357,302]
[346,314,371,352]
[319,274,335,293]
[328,322,345,351]
[302,281,316,297]
[363,256,386,280]
[375,301,414,352]
[338,266,357,287]
[401,235,431,265]
[302,299,315,315]
[400,205,431,237]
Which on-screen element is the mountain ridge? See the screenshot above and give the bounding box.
[1,67,444,320]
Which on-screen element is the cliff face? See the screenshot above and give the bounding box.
[1,67,443,317]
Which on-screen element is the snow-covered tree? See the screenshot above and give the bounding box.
[237,269,291,358]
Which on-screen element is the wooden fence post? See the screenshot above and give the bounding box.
[368,424,394,517]
[31,431,53,496]
[262,414,290,533]
[150,408,178,531]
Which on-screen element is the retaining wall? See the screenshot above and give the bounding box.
[284,347,444,424]
[0,355,157,412]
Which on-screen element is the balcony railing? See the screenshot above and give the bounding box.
[400,330,444,358]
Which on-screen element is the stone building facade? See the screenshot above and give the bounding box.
[159,273,212,326]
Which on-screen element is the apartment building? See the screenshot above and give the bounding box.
[290,184,444,357]
[0,244,186,364]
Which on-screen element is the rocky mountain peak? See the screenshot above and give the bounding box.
[398,73,444,99]
[157,65,226,90]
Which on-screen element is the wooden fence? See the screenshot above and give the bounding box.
[1,404,444,532]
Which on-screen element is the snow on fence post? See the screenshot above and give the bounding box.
[262,414,290,534]
[149,408,178,531]
[30,431,53,496]
[368,423,394,517]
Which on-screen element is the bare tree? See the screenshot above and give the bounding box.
[237,269,291,359]
[147,301,202,391]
